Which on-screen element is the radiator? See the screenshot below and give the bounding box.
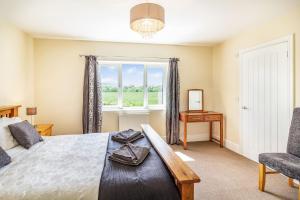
[118,111,149,131]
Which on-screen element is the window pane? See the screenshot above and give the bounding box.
[147,67,164,105]
[122,64,144,107]
[101,65,119,106]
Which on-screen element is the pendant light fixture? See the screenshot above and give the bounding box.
[130,2,165,38]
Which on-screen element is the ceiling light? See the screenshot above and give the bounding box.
[130,3,165,38]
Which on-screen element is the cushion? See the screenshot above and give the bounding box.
[8,120,43,149]
[259,153,300,181]
[0,117,22,150]
[287,108,300,157]
[0,146,11,168]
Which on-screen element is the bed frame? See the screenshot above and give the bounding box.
[142,125,200,200]
[0,105,21,118]
[0,105,200,200]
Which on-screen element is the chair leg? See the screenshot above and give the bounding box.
[288,178,294,187]
[259,163,266,191]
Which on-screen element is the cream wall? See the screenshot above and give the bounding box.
[0,20,34,119]
[34,39,213,137]
[212,7,300,146]
[2,6,298,146]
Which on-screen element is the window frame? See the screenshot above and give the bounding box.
[99,60,167,111]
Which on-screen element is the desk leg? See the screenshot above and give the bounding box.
[183,121,188,150]
[209,122,213,142]
[220,116,224,148]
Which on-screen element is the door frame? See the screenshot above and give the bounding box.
[238,34,295,156]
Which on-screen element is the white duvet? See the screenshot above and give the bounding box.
[0,133,109,200]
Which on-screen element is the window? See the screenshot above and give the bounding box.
[100,61,167,110]
[100,64,119,106]
[147,66,164,105]
[122,64,144,107]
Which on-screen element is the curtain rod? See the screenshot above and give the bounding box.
[79,54,179,61]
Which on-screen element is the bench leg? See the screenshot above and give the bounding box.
[259,163,266,191]
[178,183,194,200]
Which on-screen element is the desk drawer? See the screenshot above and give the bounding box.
[188,115,204,122]
[204,115,221,121]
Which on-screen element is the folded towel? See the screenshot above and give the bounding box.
[109,143,150,166]
[118,129,141,139]
[112,134,144,144]
[112,129,144,143]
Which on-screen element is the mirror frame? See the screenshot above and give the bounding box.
[188,89,204,112]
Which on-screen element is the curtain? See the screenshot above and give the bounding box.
[82,55,102,133]
[166,58,180,144]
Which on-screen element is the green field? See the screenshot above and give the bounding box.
[103,91,162,106]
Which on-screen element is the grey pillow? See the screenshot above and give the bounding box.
[8,120,43,149]
[0,146,11,168]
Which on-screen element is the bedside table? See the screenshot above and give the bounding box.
[35,124,53,136]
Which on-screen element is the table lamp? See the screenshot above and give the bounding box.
[26,107,37,126]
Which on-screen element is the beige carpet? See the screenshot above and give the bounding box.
[171,142,298,200]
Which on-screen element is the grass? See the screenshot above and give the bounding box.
[103,91,118,105]
[102,91,162,106]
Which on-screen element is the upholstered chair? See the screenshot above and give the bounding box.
[258,108,300,199]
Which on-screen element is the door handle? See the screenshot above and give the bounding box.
[242,106,248,110]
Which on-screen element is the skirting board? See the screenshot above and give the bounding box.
[160,133,210,142]
[161,134,240,154]
[224,139,240,154]
[179,134,210,142]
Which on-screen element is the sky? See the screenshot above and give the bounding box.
[100,64,164,87]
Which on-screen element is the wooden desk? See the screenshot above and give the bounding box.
[179,111,224,149]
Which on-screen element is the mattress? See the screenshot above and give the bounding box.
[0,133,109,200]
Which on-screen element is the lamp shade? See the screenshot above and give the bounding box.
[26,107,37,116]
[130,3,165,38]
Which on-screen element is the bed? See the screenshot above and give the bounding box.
[0,105,200,200]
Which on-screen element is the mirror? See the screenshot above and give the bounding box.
[188,89,203,112]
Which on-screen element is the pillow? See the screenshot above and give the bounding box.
[0,146,11,168]
[8,120,43,149]
[0,117,22,150]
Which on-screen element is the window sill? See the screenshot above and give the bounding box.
[102,106,165,112]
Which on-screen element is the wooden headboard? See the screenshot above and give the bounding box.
[0,105,21,118]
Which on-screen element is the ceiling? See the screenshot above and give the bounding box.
[0,0,299,45]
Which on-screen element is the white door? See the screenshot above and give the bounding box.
[240,37,293,162]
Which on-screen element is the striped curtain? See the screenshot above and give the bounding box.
[166,58,180,144]
[82,55,102,133]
